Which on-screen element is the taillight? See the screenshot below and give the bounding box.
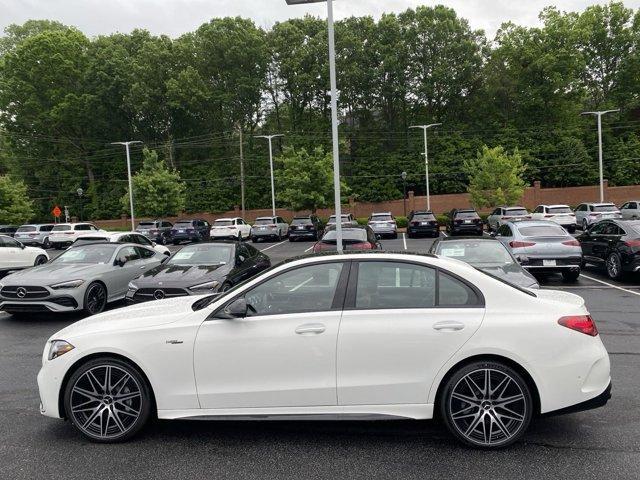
[349,242,373,250]
[313,242,330,253]
[269,224,277,228]
[558,315,598,336]
[589,213,599,217]
[455,219,462,224]
[430,221,438,226]
[562,240,580,247]
[624,240,640,248]
[502,216,513,220]
[412,221,419,226]
[509,241,536,248]
[544,214,554,218]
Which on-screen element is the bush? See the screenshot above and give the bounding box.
[356,217,368,226]
[436,214,449,226]
[396,216,408,228]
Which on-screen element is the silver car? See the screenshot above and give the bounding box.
[14,224,56,248]
[327,214,358,227]
[493,220,582,282]
[575,202,621,230]
[367,212,398,239]
[620,201,640,220]
[0,243,164,316]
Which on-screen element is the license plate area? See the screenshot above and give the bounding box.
[543,259,556,266]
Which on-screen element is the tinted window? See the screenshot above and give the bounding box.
[454,211,479,219]
[505,208,528,216]
[16,226,36,232]
[74,224,92,231]
[138,222,156,227]
[0,236,20,247]
[40,225,55,232]
[518,225,567,237]
[322,229,367,243]
[593,205,618,212]
[254,218,275,225]
[411,213,435,221]
[292,218,312,225]
[437,240,515,267]
[439,272,481,306]
[52,225,72,231]
[135,234,152,245]
[370,214,393,221]
[213,220,233,226]
[589,223,607,234]
[497,225,512,236]
[355,261,436,309]
[548,206,572,214]
[136,246,155,259]
[245,263,344,315]
[54,244,117,264]
[169,244,233,265]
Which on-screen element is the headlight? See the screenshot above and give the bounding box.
[50,279,85,289]
[48,340,74,360]
[188,281,220,292]
[128,281,138,291]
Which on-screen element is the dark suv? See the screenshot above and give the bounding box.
[407,211,439,238]
[135,220,174,245]
[446,209,483,236]
[168,219,211,245]
[289,215,324,242]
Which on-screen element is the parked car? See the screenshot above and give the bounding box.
[577,219,640,280]
[74,232,171,256]
[37,252,610,447]
[250,216,289,242]
[0,225,19,237]
[49,223,103,249]
[0,242,164,316]
[210,218,251,241]
[620,201,640,220]
[574,203,621,231]
[289,215,324,242]
[135,220,173,245]
[169,219,211,245]
[0,235,49,277]
[446,209,484,236]
[407,210,439,238]
[367,212,398,239]
[494,220,582,281]
[530,205,576,233]
[430,236,539,289]
[487,207,531,231]
[313,225,382,252]
[327,213,358,227]
[14,224,56,248]
[126,241,271,303]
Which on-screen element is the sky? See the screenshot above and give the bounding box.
[1,0,640,38]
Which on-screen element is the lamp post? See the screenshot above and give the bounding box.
[255,134,284,217]
[581,109,619,203]
[409,123,441,211]
[76,187,83,222]
[286,0,343,252]
[401,171,407,217]
[111,141,142,231]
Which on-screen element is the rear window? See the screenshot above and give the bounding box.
[213,220,233,226]
[292,218,312,225]
[175,221,195,227]
[412,214,435,221]
[52,225,72,232]
[16,226,36,232]
[370,215,393,221]
[254,218,275,225]
[455,211,479,219]
[137,222,157,227]
[518,225,567,237]
[548,206,572,214]
[322,229,367,243]
[593,205,618,212]
[505,208,528,216]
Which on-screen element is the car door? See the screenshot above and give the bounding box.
[109,246,144,299]
[337,260,484,405]
[228,244,258,284]
[0,236,23,269]
[591,222,619,262]
[194,260,349,409]
[581,222,606,263]
[135,246,162,270]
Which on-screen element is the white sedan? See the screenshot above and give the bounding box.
[0,234,48,275]
[37,252,610,447]
[75,232,171,256]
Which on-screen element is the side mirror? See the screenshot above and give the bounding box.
[224,298,248,318]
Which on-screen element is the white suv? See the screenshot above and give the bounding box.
[49,223,103,249]
[574,203,621,230]
[210,218,252,240]
[530,205,576,233]
[487,207,531,232]
[620,201,640,220]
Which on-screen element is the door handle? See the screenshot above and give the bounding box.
[295,323,326,335]
[433,321,465,332]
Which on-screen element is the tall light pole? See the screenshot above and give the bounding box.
[581,109,619,203]
[401,171,408,217]
[286,0,343,252]
[409,123,441,211]
[111,141,142,230]
[255,134,284,217]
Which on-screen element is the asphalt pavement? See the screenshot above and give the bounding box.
[1,234,639,479]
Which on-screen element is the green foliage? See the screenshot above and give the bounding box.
[465,146,527,209]
[436,214,449,226]
[395,216,408,228]
[0,175,34,223]
[121,148,186,218]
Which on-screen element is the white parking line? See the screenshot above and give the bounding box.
[304,245,314,253]
[579,274,640,297]
[259,241,288,252]
[441,231,448,237]
[402,233,407,250]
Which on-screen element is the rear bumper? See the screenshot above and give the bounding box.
[408,226,439,236]
[289,230,317,238]
[543,382,611,417]
[520,255,582,271]
[451,224,483,234]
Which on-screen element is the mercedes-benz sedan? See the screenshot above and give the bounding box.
[38,252,610,448]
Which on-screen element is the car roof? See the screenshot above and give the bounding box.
[255,216,276,220]
[539,204,570,208]
[214,217,239,221]
[585,202,616,206]
[410,210,434,215]
[371,212,392,215]
[503,206,526,210]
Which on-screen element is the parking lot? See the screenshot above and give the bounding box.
[1,234,639,479]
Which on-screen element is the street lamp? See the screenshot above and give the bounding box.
[581,109,619,203]
[410,124,441,212]
[76,187,83,222]
[285,0,343,252]
[255,134,285,217]
[401,171,407,217]
[111,141,143,231]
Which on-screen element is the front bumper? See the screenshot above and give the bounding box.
[38,347,84,419]
[0,297,80,313]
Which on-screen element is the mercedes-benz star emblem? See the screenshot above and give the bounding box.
[16,287,27,299]
[153,289,165,300]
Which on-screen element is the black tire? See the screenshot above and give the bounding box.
[562,270,580,282]
[172,241,179,246]
[220,282,233,293]
[251,237,257,243]
[407,232,414,239]
[63,357,152,443]
[54,243,62,250]
[582,219,589,231]
[440,360,533,449]
[43,237,51,249]
[34,255,48,266]
[83,282,107,315]
[392,232,398,239]
[567,226,576,234]
[289,236,296,242]
[606,252,623,280]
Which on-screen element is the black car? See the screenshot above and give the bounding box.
[446,209,483,236]
[289,215,324,242]
[168,219,211,245]
[407,211,439,238]
[577,219,640,280]
[429,236,539,289]
[126,241,271,303]
[0,225,18,237]
[135,220,174,245]
[313,224,382,252]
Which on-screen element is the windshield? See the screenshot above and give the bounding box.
[169,244,233,265]
[437,241,515,267]
[505,208,528,216]
[518,225,567,237]
[548,206,572,214]
[455,211,479,219]
[292,218,311,225]
[52,225,72,232]
[53,244,117,264]
[16,226,36,232]
[254,218,275,225]
[214,220,233,226]
[322,229,367,243]
[370,215,393,221]
[594,205,618,212]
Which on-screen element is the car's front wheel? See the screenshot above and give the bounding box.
[64,357,152,443]
[83,282,107,315]
[606,252,623,280]
[440,361,533,448]
[34,255,48,266]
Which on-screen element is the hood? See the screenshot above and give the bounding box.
[480,264,539,289]
[134,263,231,288]
[2,263,103,284]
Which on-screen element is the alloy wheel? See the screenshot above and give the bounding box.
[607,254,621,279]
[85,283,107,315]
[34,255,47,266]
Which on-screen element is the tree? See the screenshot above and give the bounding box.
[0,175,34,223]
[465,146,527,208]
[121,148,186,218]
[275,146,349,212]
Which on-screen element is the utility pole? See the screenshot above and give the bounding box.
[255,134,284,217]
[111,141,143,231]
[409,124,441,211]
[238,127,246,218]
[581,109,619,203]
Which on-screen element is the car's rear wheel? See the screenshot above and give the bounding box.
[64,357,152,443]
[562,269,580,282]
[582,219,589,231]
[34,255,48,266]
[440,361,533,448]
[606,252,623,280]
[43,237,51,249]
[83,282,107,315]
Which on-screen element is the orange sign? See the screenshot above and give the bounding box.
[52,205,62,217]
